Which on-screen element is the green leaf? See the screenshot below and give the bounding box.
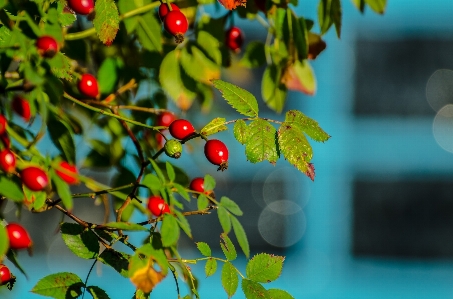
[51,170,73,210]
[175,210,192,238]
[318,0,341,37]
[240,41,266,68]
[166,161,175,182]
[278,122,313,174]
[364,0,387,14]
[217,206,231,233]
[197,194,209,210]
[50,53,73,81]
[6,250,27,277]
[0,225,8,258]
[142,173,163,193]
[98,249,130,277]
[246,253,285,283]
[284,110,330,142]
[31,272,84,299]
[48,115,76,164]
[282,60,316,95]
[220,197,243,216]
[0,0,7,10]
[205,258,217,277]
[98,57,118,94]
[196,242,212,257]
[134,289,151,299]
[180,45,220,84]
[231,215,250,258]
[161,214,180,247]
[262,64,287,113]
[93,0,120,45]
[118,0,138,33]
[221,262,238,298]
[128,243,169,280]
[212,79,259,117]
[245,119,279,164]
[103,222,148,231]
[87,286,111,299]
[351,0,365,12]
[136,13,162,52]
[149,159,166,184]
[268,289,295,299]
[331,0,342,38]
[200,117,227,136]
[57,2,76,27]
[241,279,270,299]
[0,174,23,202]
[233,120,249,145]
[203,174,216,191]
[60,223,100,259]
[173,182,190,201]
[220,233,237,261]
[197,31,222,64]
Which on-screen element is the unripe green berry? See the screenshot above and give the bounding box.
[165,139,183,159]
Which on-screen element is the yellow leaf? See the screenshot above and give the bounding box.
[130,258,166,293]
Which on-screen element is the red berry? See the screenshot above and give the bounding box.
[169,119,195,140]
[78,74,99,98]
[147,195,170,216]
[204,139,229,170]
[0,115,7,135]
[6,223,33,249]
[158,3,180,21]
[157,112,177,127]
[12,96,31,122]
[190,177,206,193]
[21,166,49,191]
[55,161,79,185]
[164,10,188,43]
[68,0,94,15]
[0,265,11,285]
[36,36,59,58]
[225,27,244,53]
[0,149,15,173]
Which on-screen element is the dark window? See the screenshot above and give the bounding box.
[352,178,453,258]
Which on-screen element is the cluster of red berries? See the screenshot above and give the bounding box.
[158,2,188,44]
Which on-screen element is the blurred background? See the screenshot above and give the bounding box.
[3,0,453,298]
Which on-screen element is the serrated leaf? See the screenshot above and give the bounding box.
[61,223,100,259]
[212,80,259,117]
[246,253,284,283]
[173,182,190,201]
[175,210,192,238]
[203,174,216,191]
[242,279,270,299]
[197,194,209,210]
[142,173,163,192]
[57,2,76,27]
[284,110,330,142]
[161,214,179,247]
[231,215,250,258]
[262,65,287,113]
[268,289,295,299]
[31,272,84,299]
[233,120,249,145]
[180,45,220,84]
[240,41,266,68]
[0,174,23,202]
[217,206,231,233]
[220,233,237,261]
[50,53,73,81]
[221,262,238,298]
[51,170,73,210]
[98,249,130,277]
[196,242,212,256]
[364,0,387,14]
[200,117,227,136]
[166,161,175,182]
[220,197,243,216]
[245,119,279,164]
[281,60,316,95]
[93,0,120,46]
[197,31,222,64]
[48,115,76,164]
[98,57,117,94]
[0,225,8,258]
[136,13,162,52]
[278,122,313,175]
[87,286,110,299]
[104,222,148,231]
[205,258,217,277]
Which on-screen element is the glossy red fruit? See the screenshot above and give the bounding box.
[158,3,179,21]
[68,0,94,15]
[0,265,11,285]
[6,223,33,249]
[157,111,177,127]
[56,161,79,185]
[225,27,244,53]
[164,10,188,43]
[147,195,170,216]
[189,177,207,194]
[21,166,49,191]
[12,96,31,122]
[204,139,229,170]
[36,36,59,58]
[0,149,16,173]
[78,74,99,98]
[169,119,195,140]
[0,114,7,135]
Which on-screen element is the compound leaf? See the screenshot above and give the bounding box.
[212,79,259,117]
[245,119,279,164]
[246,253,285,283]
[31,272,84,299]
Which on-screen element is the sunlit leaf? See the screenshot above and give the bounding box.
[201,117,227,136]
[246,253,284,283]
[212,80,259,117]
[31,272,84,299]
[221,262,238,298]
[241,279,270,299]
[93,0,120,45]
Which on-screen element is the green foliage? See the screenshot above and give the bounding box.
[246,253,285,283]
[61,223,100,259]
[0,224,7,258]
[31,272,84,299]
